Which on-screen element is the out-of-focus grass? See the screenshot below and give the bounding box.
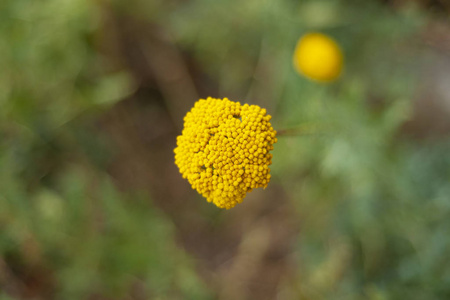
[1,165,210,299]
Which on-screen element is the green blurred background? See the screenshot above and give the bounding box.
[1,0,450,299]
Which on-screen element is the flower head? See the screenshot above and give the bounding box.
[174,97,277,209]
[293,32,343,82]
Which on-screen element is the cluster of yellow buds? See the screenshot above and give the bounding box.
[174,97,277,209]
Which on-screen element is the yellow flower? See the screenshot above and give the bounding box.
[174,97,277,209]
[293,32,343,82]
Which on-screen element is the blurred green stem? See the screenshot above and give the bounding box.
[277,123,329,137]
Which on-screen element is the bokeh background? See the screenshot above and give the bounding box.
[1,0,450,299]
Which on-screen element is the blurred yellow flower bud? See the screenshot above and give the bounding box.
[293,32,343,82]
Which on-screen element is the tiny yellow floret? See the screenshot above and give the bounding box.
[174,97,277,209]
[293,32,343,82]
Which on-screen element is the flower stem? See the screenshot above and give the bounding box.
[277,123,328,137]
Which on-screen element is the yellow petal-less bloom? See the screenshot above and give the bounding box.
[174,97,277,209]
[293,32,343,82]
